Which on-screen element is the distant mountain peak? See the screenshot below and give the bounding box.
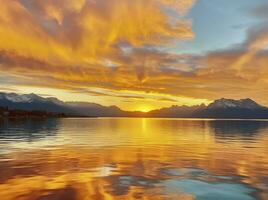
[208,98,262,110]
[0,92,63,104]
[0,92,33,103]
[1,92,268,118]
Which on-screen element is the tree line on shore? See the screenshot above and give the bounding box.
[0,107,66,118]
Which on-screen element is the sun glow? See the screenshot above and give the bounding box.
[138,106,153,113]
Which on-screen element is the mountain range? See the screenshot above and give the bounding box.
[1,92,268,119]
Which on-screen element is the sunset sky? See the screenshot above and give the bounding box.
[1,0,268,112]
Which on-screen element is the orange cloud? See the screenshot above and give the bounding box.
[231,26,268,73]
[0,0,194,62]
[160,0,196,14]
[2,0,268,109]
[0,0,198,109]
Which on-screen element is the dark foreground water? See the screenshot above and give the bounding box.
[0,118,267,200]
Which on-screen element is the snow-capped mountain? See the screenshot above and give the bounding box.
[146,98,268,119]
[194,98,268,119]
[0,93,33,103]
[207,98,263,110]
[0,93,64,104]
[0,92,126,117]
[1,92,268,118]
[0,92,70,114]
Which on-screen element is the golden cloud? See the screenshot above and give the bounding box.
[2,0,268,107]
[0,0,198,106]
[0,0,194,62]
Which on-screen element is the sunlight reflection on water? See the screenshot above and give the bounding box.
[0,118,268,200]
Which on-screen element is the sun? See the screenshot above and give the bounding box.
[138,106,152,113]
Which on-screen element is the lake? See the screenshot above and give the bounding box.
[0,118,267,200]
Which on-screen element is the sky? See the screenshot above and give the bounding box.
[1,0,268,112]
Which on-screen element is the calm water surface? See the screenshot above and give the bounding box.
[0,118,268,200]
